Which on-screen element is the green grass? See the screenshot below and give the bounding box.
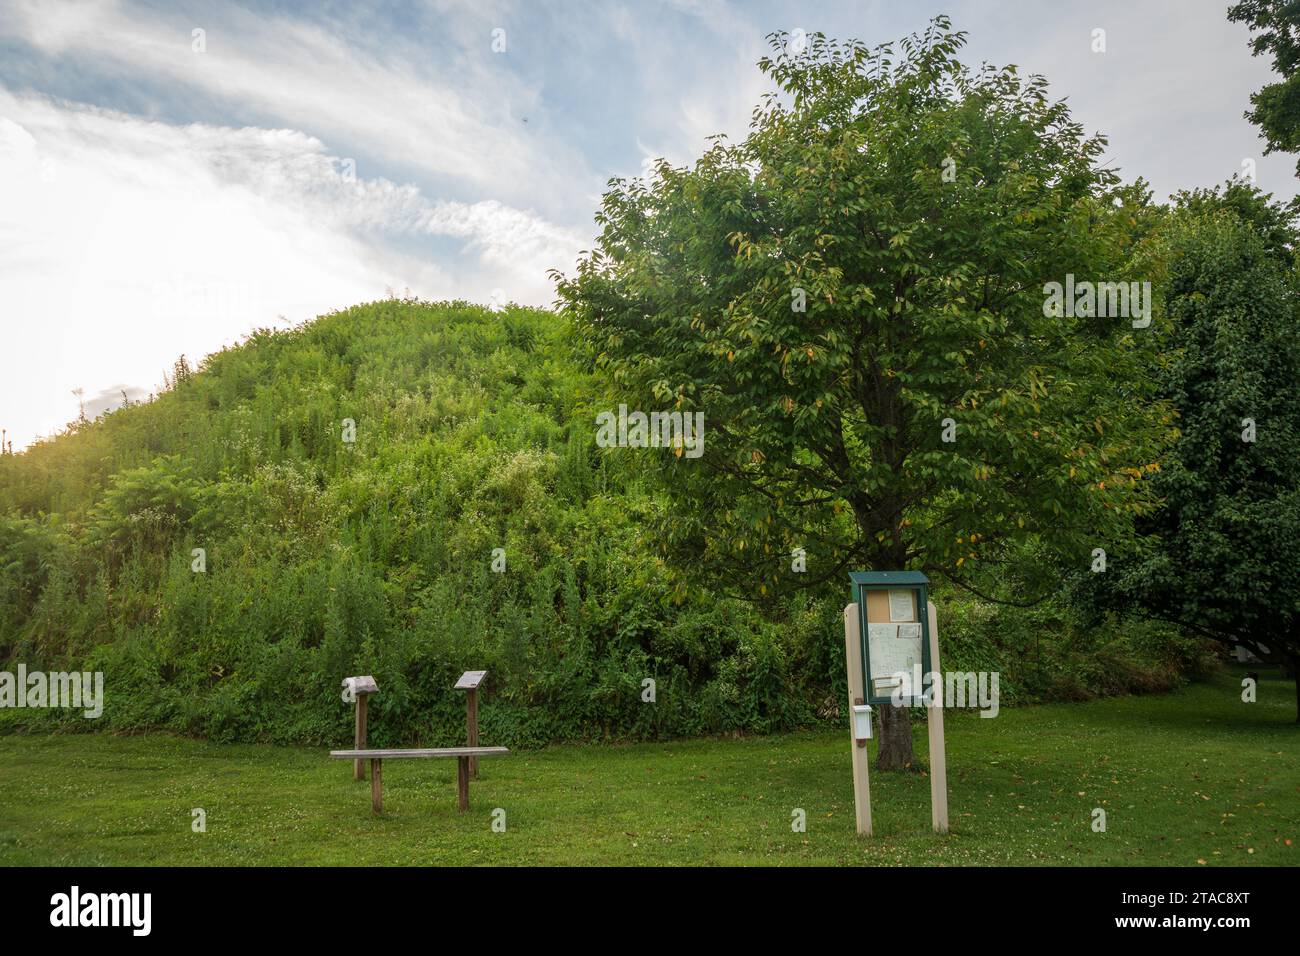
[0,666,1295,866]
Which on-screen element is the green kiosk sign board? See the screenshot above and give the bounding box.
[849,570,932,706]
[842,569,948,837]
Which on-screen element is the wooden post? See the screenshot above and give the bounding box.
[371,758,382,814]
[926,600,949,834]
[456,755,470,812]
[843,602,872,837]
[467,688,479,779]
[354,694,368,781]
[454,671,487,780]
[343,675,378,782]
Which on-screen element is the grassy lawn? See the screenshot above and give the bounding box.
[0,666,1295,866]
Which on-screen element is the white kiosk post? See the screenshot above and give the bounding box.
[843,601,873,836]
[926,598,949,834]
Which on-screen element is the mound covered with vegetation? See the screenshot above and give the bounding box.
[0,301,1209,746]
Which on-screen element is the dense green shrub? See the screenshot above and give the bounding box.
[0,301,1214,745]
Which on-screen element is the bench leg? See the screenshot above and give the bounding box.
[371,758,382,813]
[457,755,469,812]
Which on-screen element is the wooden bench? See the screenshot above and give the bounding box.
[329,747,509,813]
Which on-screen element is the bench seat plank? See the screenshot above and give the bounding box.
[329,746,509,759]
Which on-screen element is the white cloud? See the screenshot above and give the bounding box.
[1,0,592,217]
[0,90,586,450]
[80,384,149,421]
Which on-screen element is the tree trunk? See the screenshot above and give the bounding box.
[1276,651,1300,724]
[1289,655,1300,724]
[874,700,916,771]
[859,534,918,768]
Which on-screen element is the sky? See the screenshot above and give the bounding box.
[0,0,1292,451]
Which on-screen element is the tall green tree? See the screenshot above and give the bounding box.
[1229,0,1300,175]
[555,19,1167,767]
[1083,184,1300,719]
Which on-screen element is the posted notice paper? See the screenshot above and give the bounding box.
[867,622,920,685]
[887,588,915,622]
